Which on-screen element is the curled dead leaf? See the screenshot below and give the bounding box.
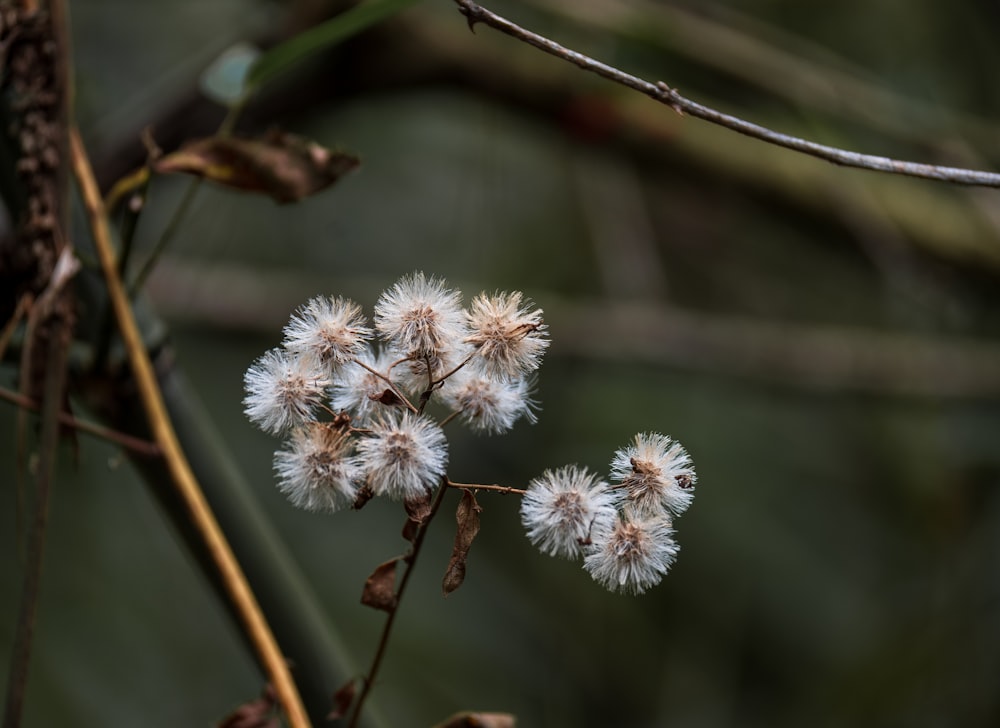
[327,678,358,721]
[353,484,375,510]
[442,489,482,596]
[433,711,516,728]
[402,488,434,541]
[361,556,401,612]
[217,685,279,728]
[154,130,359,203]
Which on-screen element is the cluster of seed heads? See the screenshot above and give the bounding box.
[244,272,696,594]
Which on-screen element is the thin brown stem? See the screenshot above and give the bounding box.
[0,295,31,363]
[350,357,418,413]
[386,354,414,375]
[69,127,312,728]
[445,478,526,496]
[431,348,478,386]
[3,327,66,728]
[0,386,162,457]
[454,0,1000,188]
[349,479,451,728]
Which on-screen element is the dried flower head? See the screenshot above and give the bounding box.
[465,291,548,379]
[282,295,371,372]
[521,465,618,559]
[329,347,402,423]
[583,510,678,595]
[440,368,537,434]
[374,272,466,359]
[274,423,360,512]
[610,432,696,517]
[243,349,330,435]
[390,344,470,398]
[356,411,448,500]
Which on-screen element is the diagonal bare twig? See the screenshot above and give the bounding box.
[454,0,1000,188]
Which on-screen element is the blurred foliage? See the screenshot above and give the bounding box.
[3,0,1000,726]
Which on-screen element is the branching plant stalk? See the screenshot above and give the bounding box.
[2,328,68,728]
[445,479,526,496]
[349,479,451,728]
[351,357,418,413]
[68,127,313,728]
[0,386,162,457]
[454,0,1000,188]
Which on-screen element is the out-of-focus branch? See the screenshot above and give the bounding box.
[454,0,1000,188]
[68,127,312,728]
[0,386,161,457]
[145,260,1000,400]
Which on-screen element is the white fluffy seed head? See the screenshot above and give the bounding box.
[329,346,403,424]
[374,272,466,360]
[465,291,549,379]
[521,465,618,559]
[610,432,696,517]
[243,348,330,435]
[273,424,360,512]
[440,367,537,434]
[282,295,371,373]
[583,509,678,595]
[390,343,472,398]
[356,411,448,500]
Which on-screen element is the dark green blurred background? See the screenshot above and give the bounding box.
[3,0,1000,725]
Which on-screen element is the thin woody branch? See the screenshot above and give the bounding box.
[454,0,1000,188]
[0,386,161,457]
[68,127,312,728]
[446,479,527,496]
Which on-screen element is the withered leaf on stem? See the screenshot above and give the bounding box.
[361,556,401,612]
[375,388,404,407]
[402,488,434,542]
[154,130,359,204]
[326,678,358,721]
[217,685,279,728]
[432,711,517,728]
[353,484,375,511]
[442,489,482,596]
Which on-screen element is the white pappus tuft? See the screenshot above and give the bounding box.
[243,348,330,435]
[609,432,696,517]
[374,272,467,361]
[273,423,360,512]
[520,465,618,559]
[583,508,678,595]
[282,295,372,373]
[439,366,537,434]
[356,411,449,500]
[329,346,403,424]
[464,291,548,380]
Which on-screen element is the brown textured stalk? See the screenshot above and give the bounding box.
[445,479,526,496]
[349,479,450,728]
[68,127,311,728]
[454,0,1000,188]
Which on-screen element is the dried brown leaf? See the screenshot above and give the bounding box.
[433,711,516,728]
[353,484,375,511]
[217,685,279,728]
[375,388,404,407]
[361,556,401,612]
[154,130,359,203]
[326,678,358,721]
[442,489,482,596]
[402,488,434,542]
